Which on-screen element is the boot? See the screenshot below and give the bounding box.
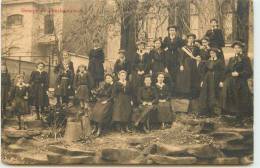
[91,125,97,135]
[96,126,102,137]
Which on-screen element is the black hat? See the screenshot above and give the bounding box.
[144,74,152,78]
[167,25,177,31]
[231,41,244,48]
[210,18,218,23]
[136,40,146,45]
[118,70,127,75]
[186,33,196,39]
[105,73,113,78]
[209,47,220,54]
[118,49,126,54]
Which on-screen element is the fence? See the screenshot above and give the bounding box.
[2,54,116,88]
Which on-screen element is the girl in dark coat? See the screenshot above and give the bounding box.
[131,41,151,106]
[175,33,201,99]
[88,39,105,88]
[74,64,94,115]
[1,63,11,117]
[162,25,185,95]
[134,74,157,133]
[155,73,173,129]
[220,41,253,121]
[29,62,49,120]
[90,74,114,136]
[112,70,132,133]
[198,48,225,117]
[113,49,130,79]
[150,39,168,80]
[55,63,74,105]
[10,74,29,130]
[204,19,225,60]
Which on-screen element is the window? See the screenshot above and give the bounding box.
[44,15,54,34]
[189,3,199,37]
[222,1,233,43]
[7,14,23,27]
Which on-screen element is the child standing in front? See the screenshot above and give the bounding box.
[10,74,29,130]
[74,64,94,116]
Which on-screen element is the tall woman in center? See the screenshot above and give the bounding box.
[175,33,200,99]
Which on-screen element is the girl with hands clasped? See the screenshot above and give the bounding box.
[198,48,225,117]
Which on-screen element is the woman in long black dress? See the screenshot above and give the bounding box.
[131,41,151,106]
[74,64,93,115]
[90,74,114,136]
[175,33,200,99]
[10,74,29,130]
[198,48,225,117]
[155,72,173,129]
[29,62,49,120]
[112,70,132,133]
[162,25,184,95]
[1,62,11,118]
[88,39,105,88]
[220,41,253,121]
[133,74,157,133]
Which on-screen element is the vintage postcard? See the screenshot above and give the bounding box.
[1,0,253,165]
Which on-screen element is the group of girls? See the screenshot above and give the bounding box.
[1,18,253,132]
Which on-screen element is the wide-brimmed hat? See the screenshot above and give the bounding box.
[231,41,244,48]
[201,36,210,42]
[36,61,46,67]
[104,73,113,78]
[167,25,178,31]
[186,33,196,39]
[210,18,218,23]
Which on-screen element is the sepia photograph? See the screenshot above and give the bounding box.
[1,0,254,166]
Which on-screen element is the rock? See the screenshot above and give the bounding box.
[210,131,243,141]
[199,121,215,133]
[220,143,252,157]
[187,144,224,159]
[155,143,188,156]
[129,154,147,164]
[47,153,62,164]
[4,129,41,139]
[23,155,49,165]
[142,144,157,156]
[8,144,26,153]
[101,148,141,163]
[127,137,153,146]
[63,121,83,142]
[240,155,253,165]
[212,157,240,165]
[148,155,197,165]
[48,145,96,156]
[25,120,44,129]
[171,99,190,113]
[57,156,96,164]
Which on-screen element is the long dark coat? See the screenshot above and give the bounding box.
[175,45,200,97]
[150,48,167,77]
[88,48,105,83]
[162,36,184,83]
[198,59,225,115]
[29,71,49,107]
[55,69,74,97]
[112,81,132,122]
[74,71,93,101]
[205,28,225,60]
[1,72,11,105]
[220,54,253,118]
[132,86,158,124]
[131,51,151,105]
[155,83,173,123]
[90,83,114,124]
[10,83,29,116]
